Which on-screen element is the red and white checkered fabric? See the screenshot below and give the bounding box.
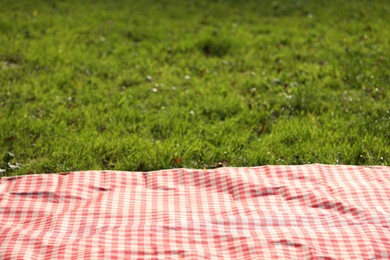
[0,165,389,259]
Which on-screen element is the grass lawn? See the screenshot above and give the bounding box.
[0,0,389,175]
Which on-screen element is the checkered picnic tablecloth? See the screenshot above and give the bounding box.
[0,165,389,259]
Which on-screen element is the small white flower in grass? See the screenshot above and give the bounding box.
[8,163,22,170]
[146,75,153,82]
[151,88,158,93]
[190,110,195,115]
[273,78,281,85]
[184,75,191,80]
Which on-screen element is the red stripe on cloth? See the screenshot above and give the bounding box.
[0,165,389,259]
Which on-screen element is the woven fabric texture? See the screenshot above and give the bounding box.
[0,165,389,259]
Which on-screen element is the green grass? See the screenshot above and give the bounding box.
[0,0,389,175]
